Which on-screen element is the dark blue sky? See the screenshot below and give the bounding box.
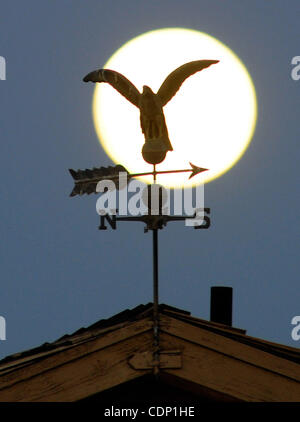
[0,0,299,359]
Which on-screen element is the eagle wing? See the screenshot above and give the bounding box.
[83,69,141,108]
[157,60,219,106]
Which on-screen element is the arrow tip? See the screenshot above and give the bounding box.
[189,162,209,179]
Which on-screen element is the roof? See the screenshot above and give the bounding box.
[0,303,299,401]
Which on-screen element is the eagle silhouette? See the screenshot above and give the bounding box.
[83,59,219,163]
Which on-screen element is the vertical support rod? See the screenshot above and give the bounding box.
[152,227,159,374]
[152,163,159,374]
[153,164,157,182]
[153,163,158,321]
[153,228,159,323]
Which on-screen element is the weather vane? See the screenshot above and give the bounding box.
[69,59,218,374]
[83,59,218,165]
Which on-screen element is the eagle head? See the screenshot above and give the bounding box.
[142,85,154,95]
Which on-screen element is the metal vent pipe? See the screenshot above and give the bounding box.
[210,286,233,326]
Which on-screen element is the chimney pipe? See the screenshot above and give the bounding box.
[210,286,233,326]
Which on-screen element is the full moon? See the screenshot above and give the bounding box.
[92,28,257,188]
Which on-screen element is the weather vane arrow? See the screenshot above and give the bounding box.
[131,162,208,180]
[69,162,208,197]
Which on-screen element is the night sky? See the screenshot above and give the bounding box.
[0,0,299,359]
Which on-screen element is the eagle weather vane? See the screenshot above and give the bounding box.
[69,58,219,373]
[83,59,219,165]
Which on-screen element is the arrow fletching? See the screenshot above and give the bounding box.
[69,164,130,197]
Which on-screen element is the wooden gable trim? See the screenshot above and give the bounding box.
[160,332,300,402]
[0,331,153,402]
[159,314,300,383]
[0,317,152,376]
[163,309,246,335]
[0,318,153,398]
